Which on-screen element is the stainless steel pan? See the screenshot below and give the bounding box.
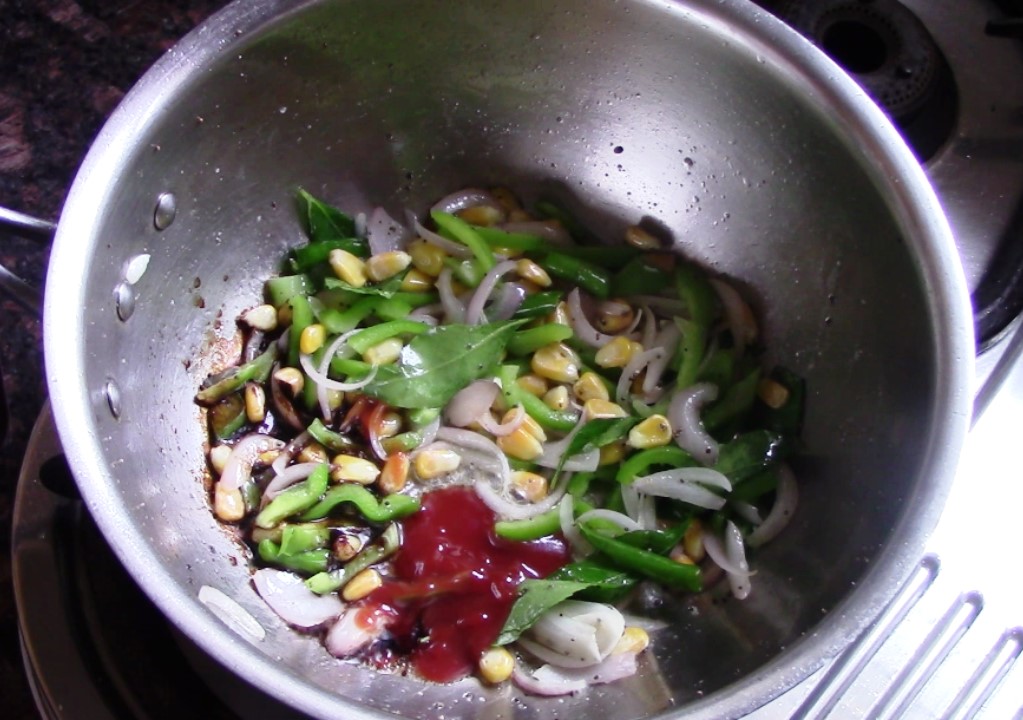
[9,0,975,717]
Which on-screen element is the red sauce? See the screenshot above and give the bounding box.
[368,486,569,682]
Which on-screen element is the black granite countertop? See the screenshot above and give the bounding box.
[0,2,228,716]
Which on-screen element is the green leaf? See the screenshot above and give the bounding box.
[546,561,637,603]
[495,580,591,646]
[363,320,525,409]
[297,188,358,244]
[322,274,405,298]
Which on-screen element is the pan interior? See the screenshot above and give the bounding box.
[44,0,967,718]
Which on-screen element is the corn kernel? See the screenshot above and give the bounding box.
[363,337,403,366]
[599,439,628,466]
[276,303,293,327]
[531,342,580,383]
[509,411,547,443]
[327,389,345,411]
[515,373,549,397]
[510,470,548,503]
[594,336,643,368]
[625,224,663,250]
[595,298,635,334]
[758,378,790,409]
[414,447,462,479]
[573,371,610,403]
[331,454,381,484]
[377,410,403,439]
[342,568,383,601]
[497,426,544,461]
[366,250,412,282]
[613,626,650,655]
[378,452,410,494]
[670,545,695,565]
[543,385,570,411]
[244,383,266,423]
[408,238,446,277]
[400,268,435,292]
[214,484,245,522]
[515,258,552,288]
[479,646,516,684]
[299,323,326,355]
[547,301,571,326]
[209,444,232,475]
[329,248,367,287]
[457,204,505,227]
[333,531,363,562]
[584,398,628,420]
[683,519,705,562]
[298,442,329,465]
[241,304,278,331]
[627,414,673,449]
[274,366,304,394]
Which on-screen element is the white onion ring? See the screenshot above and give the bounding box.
[325,606,385,658]
[408,211,473,258]
[475,474,567,521]
[486,281,527,321]
[724,520,752,599]
[640,304,657,349]
[300,348,378,393]
[616,347,666,406]
[520,600,625,668]
[747,464,798,547]
[431,188,502,216]
[436,267,466,322]
[198,585,265,641]
[708,277,758,355]
[417,415,441,447]
[566,288,617,348]
[264,462,321,500]
[532,650,639,687]
[219,434,286,490]
[559,493,590,555]
[475,404,526,437]
[621,484,657,530]
[465,259,518,325]
[632,469,728,511]
[731,500,764,526]
[642,322,680,395]
[702,526,752,579]
[252,568,342,628]
[500,219,572,245]
[365,206,409,255]
[444,379,500,427]
[512,665,586,696]
[576,509,642,533]
[535,419,599,472]
[407,302,443,325]
[271,430,311,475]
[667,383,720,464]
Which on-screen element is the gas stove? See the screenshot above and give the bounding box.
[9,0,1023,718]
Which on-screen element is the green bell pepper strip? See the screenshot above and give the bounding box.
[266,274,315,308]
[615,445,698,485]
[512,291,563,319]
[347,319,429,355]
[195,344,278,405]
[254,464,330,529]
[675,262,717,327]
[431,211,496,271]
[755,366,806,437]
[290,238,365,273]
[673,317,708,390]
[696,348,735,390]
[540,252,612,299]
[447,257,486,288]
[472,226,546,252]
[578,523,702,592]
[330,356,374,379]
[318,296,378,335]
[209,394,247,441]
[306,418,355,452]
[534,200,595,244]
[615,523,688,555]
[507,324,574,356]
[306,523,400,595]
[279,523,331,554]
[494,498,594,541]
[703,367,762,433]
[258,540,330,574]
[372,297,414,321]
[299,484,420,523]
[611,255,673,297]
[713,430,786,484]
[730,467,779,503]
[537,244,639,269]
[287,293,315,369]
[497,365,579,433]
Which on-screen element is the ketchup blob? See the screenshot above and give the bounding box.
[369,486,569,682]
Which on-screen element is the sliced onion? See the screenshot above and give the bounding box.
[465,259,518,325]
[533,650,639,687]
[408,302,443,325]
[673,467,732,490]
[747,464,798,547]
[272,430,311,475]
[436,267,466,322]
[476,404,526,437]
[621,484,657,530]
[252,568,342,628]
[300,347,378,393]
[500,219,572,245]
[220,434,286,490]
[667,383,720,464]
[732,500,764,526]
[431,188,502,216]
[408,211,473,258]
[198,585,265,641]
[436,427,510,479]
[709,277,758,356]
[535,419,599,472]
[566,288,617,348]
[632,469,727,511]
[475,474,566,521]
[486,281,527,322]
[576,509,641,533]
[417,415,441,447]
[354,211,367,239]
[520,600,625,668]
[642,322,680,395]
[640,305,657,349]
[325,606,386,658]
[512,665,586,696]
[444,379,500,427]
[616,347,665,406]
[723,520,752,599]
[264,462,321,500]
[703,526,752,579]
[365,206,409,255]
[559,493,590,554]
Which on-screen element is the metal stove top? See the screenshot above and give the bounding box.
[11,0,1023,718]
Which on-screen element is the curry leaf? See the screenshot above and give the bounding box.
[296,188,359,246]
[495,580,591,646]
[362,320,524,409]
[322,274,404,298]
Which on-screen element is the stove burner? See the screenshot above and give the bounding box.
[768,0,958,161]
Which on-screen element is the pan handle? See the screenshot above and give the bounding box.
[0,206,53,314]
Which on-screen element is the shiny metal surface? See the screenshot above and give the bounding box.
[41,1,974,718]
